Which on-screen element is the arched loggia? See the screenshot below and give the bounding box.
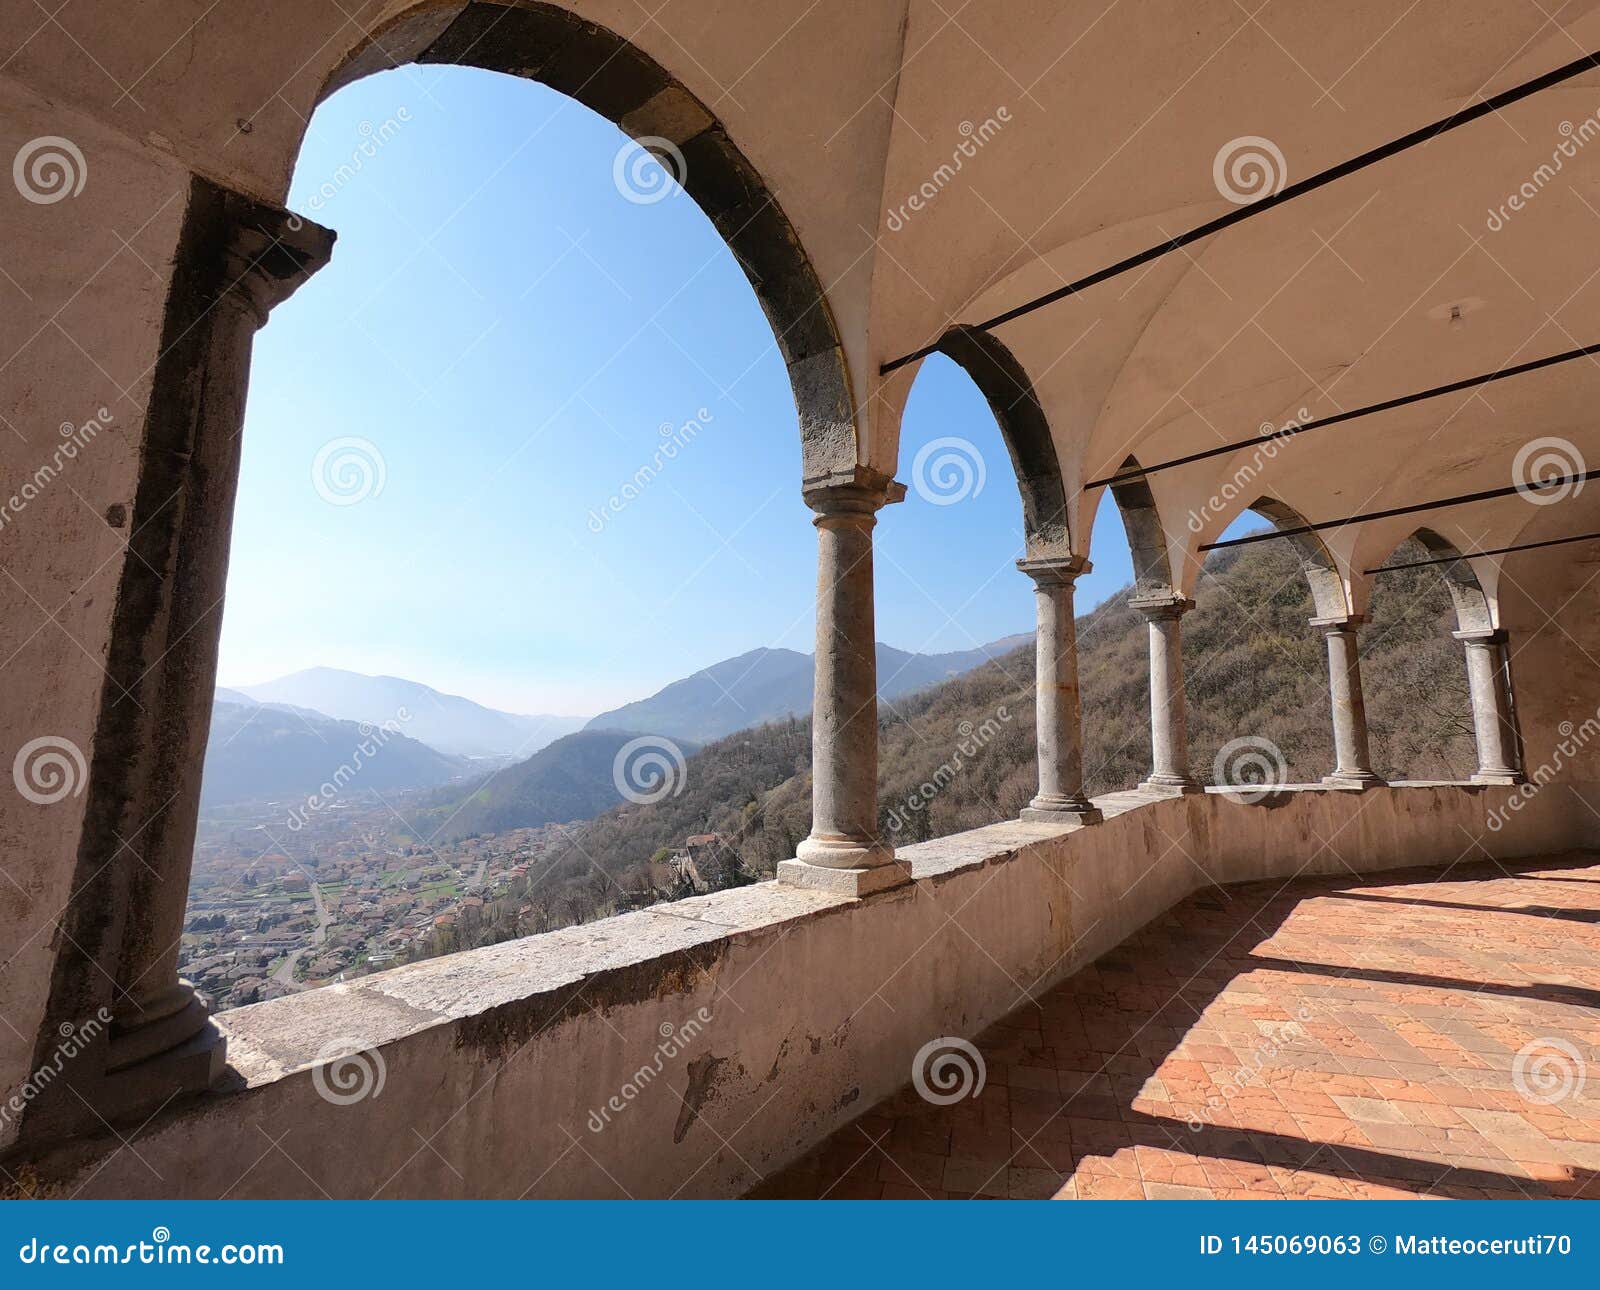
[32,0,874,1125]
[328,1,860,480]
[1245,497,1350,620]
[1368,530,1520,783]
[1095,462,1200,794]
[1230,496,1378,786]
[934,326,1069,554]
[1107,457,1177,597]
[887,329,1099,826]
[1406,528,1495,632]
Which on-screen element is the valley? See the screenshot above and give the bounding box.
[184,542,1475,1011]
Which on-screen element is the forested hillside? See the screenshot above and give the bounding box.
[405,537,1475,963]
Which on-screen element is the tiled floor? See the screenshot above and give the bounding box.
[753,854,1600,1199]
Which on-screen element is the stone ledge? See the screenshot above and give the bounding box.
[8,781,1592,1198]
[217,778,1554,1079]
[219,883,852,1088]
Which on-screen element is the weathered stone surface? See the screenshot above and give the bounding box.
[761,851,1600,1200]
[9,785,1589,1198]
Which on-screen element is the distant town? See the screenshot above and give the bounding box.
[180,790,725,1011]
[182,793,579,1010]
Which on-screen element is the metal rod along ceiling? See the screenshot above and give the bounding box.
[1084,342,1600,490]
[1198,471,1600,551]
[881,48,1600,376]
[1365,530,1600,574]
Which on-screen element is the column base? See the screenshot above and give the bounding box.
[794,833,895,868]
[783,834,908,895]
[96,1019,227,1120]
[778,857,911,896]
[101,980,226,1113]
[1322,772,1385,790]
[1138,776,1203,797]
[1021,795,1103,825]
[106,981,213,1073]
[1471,770,1525,786]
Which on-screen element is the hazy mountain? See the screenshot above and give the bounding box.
[489,538,1476,938]
[410,729,700,842]
[201,699,469,806]
[584,636,1032,744]
[234,667,586,759]
[397,636,1029,843]
[878,637,1034,701]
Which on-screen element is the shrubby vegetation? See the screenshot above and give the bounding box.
[404,536,1474,963]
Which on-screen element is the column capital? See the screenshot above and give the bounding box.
[801,465,906,519]
[1129,593,1194,621]
[1452,627,1508,645]
[1016,554,1091,586]
[1309,612,1368,633]
[218,191,335,327]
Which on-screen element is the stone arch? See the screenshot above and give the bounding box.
[1106,457,1176,596]
[321,1,858,479]
[934,326,1068,554]
[1246,496,1350,619]
[27,4,869,1135]
[1382,528,1495,633]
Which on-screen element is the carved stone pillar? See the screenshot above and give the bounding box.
[1313,614,1384,788]
[778,468,908,896]
[21,182,333,1139]
[1454,628,1523,784]
[1131,595,1201,795]
[1018,556,1101,824]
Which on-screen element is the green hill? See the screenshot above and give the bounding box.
[401,536,1475,963]
[201,700,469,806]
[409,729,693,842]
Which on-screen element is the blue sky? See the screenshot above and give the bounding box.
[217,66,1138,716]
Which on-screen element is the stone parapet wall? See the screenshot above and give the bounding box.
[8,782,1591,1198]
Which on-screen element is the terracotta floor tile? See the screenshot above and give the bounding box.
[754,855,1600,1201]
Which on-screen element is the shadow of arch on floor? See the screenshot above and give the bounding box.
[752,853,1600,1200]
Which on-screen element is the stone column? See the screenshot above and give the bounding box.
[1018,556,1101,824]
[1453,628,1523,783]
[1313,614,1384,788]
[24,186,333,1138]
[1131,595,1201,794]
[779,468,909,896]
